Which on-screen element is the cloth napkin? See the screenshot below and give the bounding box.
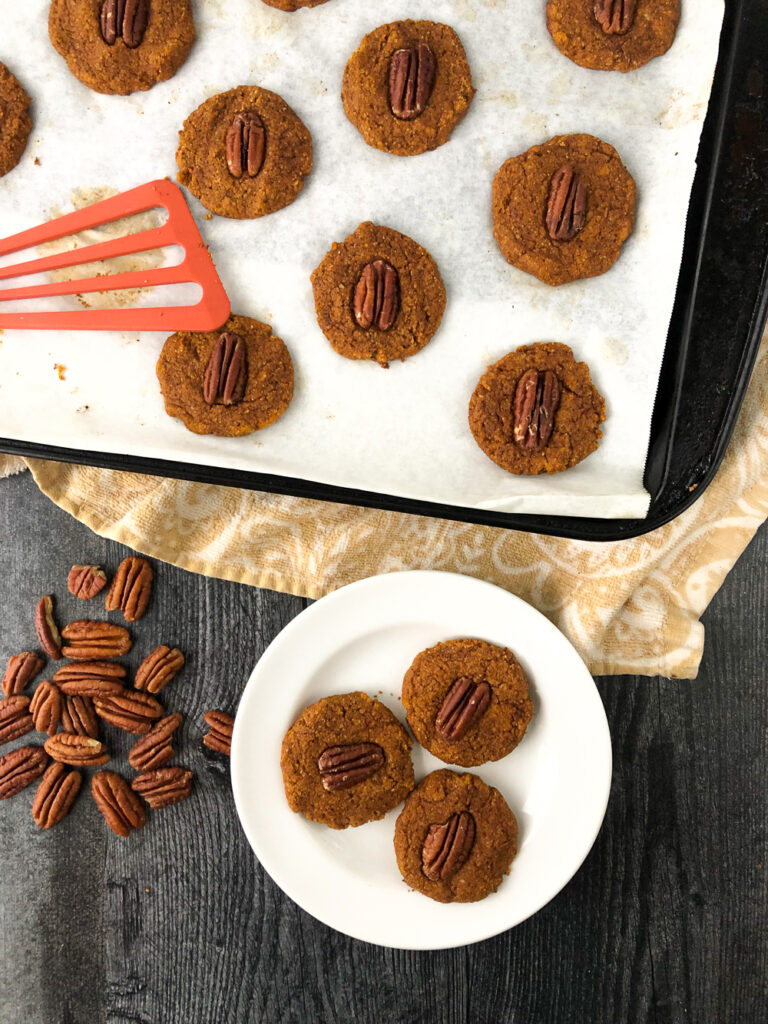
[2,331,766,679]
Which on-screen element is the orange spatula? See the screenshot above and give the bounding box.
[0,179,230,331]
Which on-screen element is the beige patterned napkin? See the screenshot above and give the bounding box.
[2,332,767,679]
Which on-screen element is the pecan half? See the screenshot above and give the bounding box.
[594,0,637,35]
[434,677,492,742]
[129,712,182,771]
[134,645,184,694]
[100,0,150,49]
[68,565,108,600]
[513,369,561,451]
[93,691,163,734]
[61,620,132,660]
[35,595,62,660]
[0,745,48,799]
[54,661,127,698]
[389,43,436,120]
[226,112,266,179]
[29,681,62,737]
[203,710,234,756]
[422,811,476,881]
[92,770,145,837]
[2,652,44,697]
[353,260,400,331]
[0,695,34,745]
[32,762,82,829]
[44,733,110,767]
[545,164,587,242]
[131,766,194,809]
[61,695,99,739]
[317,743,385,791]
[203,332,248,407]
[106,556,153,622]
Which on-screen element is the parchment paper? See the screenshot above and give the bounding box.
[0,0,725,518]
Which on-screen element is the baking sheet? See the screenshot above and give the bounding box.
[0,0,725,518]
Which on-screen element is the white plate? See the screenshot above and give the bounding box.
[230,570,611,949]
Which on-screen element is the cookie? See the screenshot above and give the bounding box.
[311,222,447,367]
[176,85,312,220]
[341,20,475,156]
[0,63,32,178]
[469,342,606,475]
[493,133,636,286]
[394,769,518,903]
[402,639,533,767]
[547,0,680,73]
[281,692,415,829]
[260,0,330,9]
[48,0,196,95]
[156,314,294,437]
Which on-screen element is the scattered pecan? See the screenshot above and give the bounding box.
[129,712,183,771]
[317,743,385,792]
[203,332,249,407]
[54,661,127,698]
[226,111,266,179]
[203,710,234,756]
[100,0,149,49]
[61,695,99,739]
[35,595,62,660]
[106,556,153,622]
[68,565,108,600]
[93,691,163,734]
[134,645,184,693]
[29,681,62,737]
[131,766,194,809]
[512,369,561,451]
[2,652,44,697]
[0,745,48,799]
[434,678,492,742]
[44,733,110,767]
[32,762,82,829]
[594,0,637,35]
[0,695,34,745]
[389,42,436,120]
[545,164,587,242]
[92,770,146,837]
[61,620,132,660]
[422,811,476,881]
[353,260,400,331]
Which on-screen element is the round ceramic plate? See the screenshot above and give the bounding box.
[230,570,612,949]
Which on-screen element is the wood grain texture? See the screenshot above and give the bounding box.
[0,471,765,1024]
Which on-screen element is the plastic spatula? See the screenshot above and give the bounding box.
[0,179,230,331]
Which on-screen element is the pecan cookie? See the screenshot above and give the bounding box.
[311,222,447,367]
[156,314,294,437]
[281,692,415,829]
[394,769,518,903]
[260,0,331,9]
[176,85,312,219]
[402,639,533,767]
[493,133,636,286]
[49,0,196,95]
[547,0,680,73]
[0,63,32,178]
[342,20,475,156]
[469,342,606,475]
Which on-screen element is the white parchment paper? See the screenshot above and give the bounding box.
[0,0,725,518]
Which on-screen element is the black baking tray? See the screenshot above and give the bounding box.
[2,0,767,542]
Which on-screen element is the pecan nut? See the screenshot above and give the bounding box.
[434,678,492,742]
[61,695,100,739]
[35,595,62,660]
[2,652,44,697]
[92,770,145,837]
[226,112,266,179]
[545,164,587,242]
[44,733,110,767]
[93,691,163,734]
[105,556,153,622]
[353,260,400,331]
[0,745,48,799]
[513,369,561,451]
[129,712,183,771]
[32,762,82,829]
[422,811,476,881]
[131,766,194,809]
[29,681,62,737]
[61,620,132,660]
[203,710,234,756]
[0,695,34,745]
[594,0,637,35]
[134,645,185,694]
[317,743,385,792]
[100,0,150,49]
[54,661,127,698]
[389,43,436,120]
[203,332,248,407]
[68,564,108,600]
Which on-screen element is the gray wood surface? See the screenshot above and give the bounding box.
[0,471,765,1024]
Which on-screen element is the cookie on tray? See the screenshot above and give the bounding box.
[176,85,312,219]
[342,20,475,156]
[281,692,415,829]
[48,0,196,95]
[402,639,533,767]
[0,63,32,178]
[394,769,518,903]
[156,314,294,437]
[547,0,681,73]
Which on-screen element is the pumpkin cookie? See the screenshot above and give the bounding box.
[342,20,475,156]
[176,85,313,219]
[394,770,518,903]
[156,314,294,437]
[311,222,446,367]
[469,342,606,475]
[493,133,636,286]
[547,0,680,73]
[0,63,32,178]
[260,0,330,8]
[281,692,415,830]
[402,639,533,767]
[48,0,196,95]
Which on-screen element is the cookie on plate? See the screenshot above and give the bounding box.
[156,314,294,437]
[0,63,32,178]
[342,20,475,156]
[402,639,533,767]
[281,692,415,829]
[48,0,196,95]
[394,769,518,903]
[547,0,681,73]
[176,85,312,219]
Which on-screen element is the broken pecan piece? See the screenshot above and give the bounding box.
[129,712,183,771]
[93,691,163,734]
[106,556,153,622]
[545,164,587,242]
[29,680,62,737]
[35,595,62,660]
[92,770,145,837]
[61,620,131,660]
[389,43,436,120]
[317,743,385,792]
[0,745,49,799]
[32,762,82,829]
[61,695,99,739]
[134,645,184,693]
[131,766,194,809]
[353,260,400,331]
[422,811,476,881]
[434,677,492,742]
[594,0,637,35]
[512,369,561,451]
[202,710,234,756]
[44,733,110,767]
[0,695,34,745]
[54,661,127,698]
[2,652,44,697]
[68,565,108,600]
